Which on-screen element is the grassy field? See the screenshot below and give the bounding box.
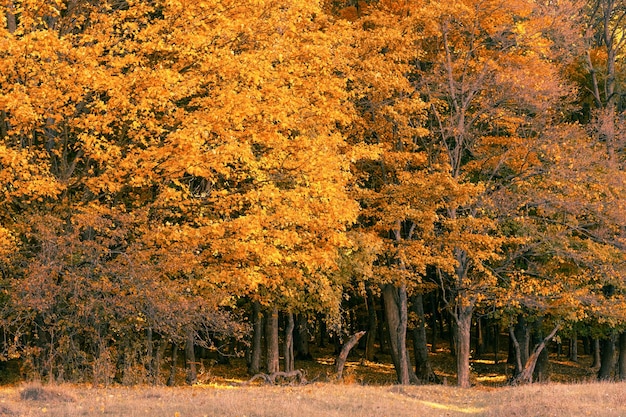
[0,340,616,416]
[1,381,626,416]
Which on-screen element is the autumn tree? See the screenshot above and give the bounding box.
[0,0,359,382]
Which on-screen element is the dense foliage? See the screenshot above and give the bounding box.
[0,0,624,386]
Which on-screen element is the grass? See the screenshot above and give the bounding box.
[1,381,626,416]
[0,341,614,416]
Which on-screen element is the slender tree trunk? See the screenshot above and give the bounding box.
[294,315,312,361]
[618,332,626,380]
[569,331,578,362]
[411,294,438,383]
[335,331,366,380]
[145,327,155,381]
[249,301,263,374]
[284,312,295,373]
[493,323,500,365]
[154,338,167,385]
[167,343,178,386]
[514,316,530,375]
[378,296,388,354]
[509,326,524,377]
[475,317,485,359]
[429,292,439,353]
[382,284,415,384]
[455,306,473,388]
[317,313,327,348]
[365,286,378,361]
[185,328,197,385]
[532,319,549,382]
[265,307,280,374]
[598,334,616,380]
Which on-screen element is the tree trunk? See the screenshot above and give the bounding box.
[569,331,578,362]
[618,332,626,380]
[265,307,280,374]
[365,285,378,361]
[475,317,485,359]
[294,315,312,361]
[511,324,560,385]
[317,313,327,348]
[378,295,388,354]
[493,323,500,365]
[592,338,601,369]
[249,301,263,374]
[455,306,473,388]
[513,316,530,376]
[411,294,439,383]
[185,328,197,385]
[5,1,16,33]
[167,343,178,386]
[598,334,616,380]
[382,284,415,384]
[509,326,524,377]
[284,312,295,373]
[335,331,366,380]
[532,319,549,382]
[429,292,439,353]
[154,338,167,385]
[146,327,154,379]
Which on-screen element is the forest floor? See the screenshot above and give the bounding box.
[200,339,599,387]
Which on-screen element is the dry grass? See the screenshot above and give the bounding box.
[1,381,626,416]
[0,342,613,416]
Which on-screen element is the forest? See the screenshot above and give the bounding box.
[0,0,624,389]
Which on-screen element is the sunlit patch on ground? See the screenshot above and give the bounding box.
[417,400,485,414]
[476,374,507,384]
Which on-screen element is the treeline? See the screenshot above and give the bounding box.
[0,0,624,387]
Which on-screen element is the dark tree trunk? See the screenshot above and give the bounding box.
[618,332,626,380]
[317,313,327,348]
[448,311,457,358]
[265,307,280,374]
[146,327,154,379]
[185,328,197,385]
[294,315,312,361]
[493,323,500,365]
[583,336,591,355]
[284,312,295,373]
[378,295,388,354]
[510,316,530,376]
[598,335,616,380]
[591,337,602,370]
[365,286,378,361]
[592,338,601,369]
[382,284,416,384]
[154,338,167,385]
[167,343,178,386]
[569,331,578,362]
[475,317,485,359]
[249,301,263,374]
[411,294,439,383]
[429,292,439,353]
